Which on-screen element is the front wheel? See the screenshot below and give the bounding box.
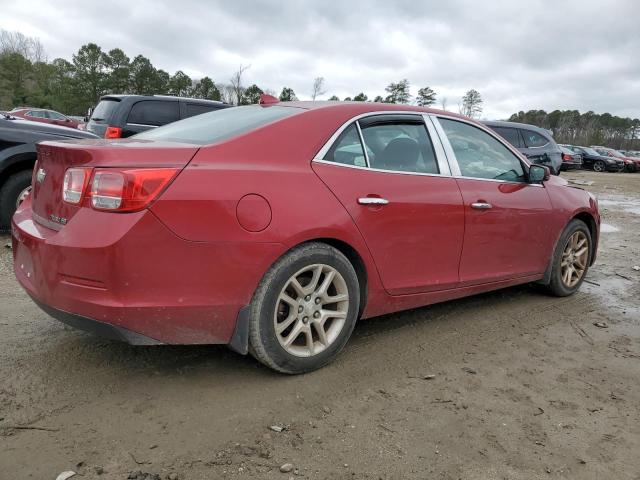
[546,220,592,297]
[593,161,605,172]
[0,170,32,231]
[248,243,360,374]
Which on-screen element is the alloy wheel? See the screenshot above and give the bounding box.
[593,161,604,172]
[16,186,31,208]
[561,231,589,288]
[274,264,349,357]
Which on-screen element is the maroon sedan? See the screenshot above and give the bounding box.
[12,100,600,373]
[10,108,82,129]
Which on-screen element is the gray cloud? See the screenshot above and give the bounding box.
[1,0,638,119]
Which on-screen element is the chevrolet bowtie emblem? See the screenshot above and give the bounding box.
[36,168,46,184]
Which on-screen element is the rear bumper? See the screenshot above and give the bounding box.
[561,161,582,170]
[12,201,281,345]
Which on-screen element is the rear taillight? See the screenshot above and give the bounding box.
[63,168,91,204]
[104,126,122,139]
[562,154,571,161]
[90,168,179,212]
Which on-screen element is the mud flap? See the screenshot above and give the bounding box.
[228,305,250,355]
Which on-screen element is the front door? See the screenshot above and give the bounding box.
[436,117,553,285]
[313,116,465,295]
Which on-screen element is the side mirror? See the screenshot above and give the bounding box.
[529,164,550,183]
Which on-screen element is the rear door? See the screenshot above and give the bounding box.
[313,114,465,295]
[434,117,553,285]
[123,100,180,137]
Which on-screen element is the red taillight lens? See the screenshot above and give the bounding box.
[104,126,122,139]
[90,168,178,212]
[562,153,571,161]
[63,168,91,204]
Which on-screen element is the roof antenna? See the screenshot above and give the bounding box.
[259,94,279,105]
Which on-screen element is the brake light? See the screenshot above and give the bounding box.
[104,126,122,139]
[562,154,572,161]
[63,168,91,204]
[90,168,178,212]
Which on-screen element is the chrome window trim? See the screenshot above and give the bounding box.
[313,158,450,179]
[126,122,159,128]
[313,110,452,178]
[431,114,544,188]
[354,121,370,168]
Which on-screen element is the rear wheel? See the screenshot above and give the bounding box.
[248,243,360,374]
[0,170,32,231]
[593,161,605,172]
[546,220,592,297]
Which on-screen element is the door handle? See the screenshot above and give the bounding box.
[471,202,492,210]
[358,197,389,206]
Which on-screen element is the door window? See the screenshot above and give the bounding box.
[46,111,67,120]
[185,103,220,118]
[127,100,180,126]
[28,110,46,118]
[323,124,367,167]
[439,118,526,182]
[360,122,439,174]
[491,126,523,148]
[521,129,549,148]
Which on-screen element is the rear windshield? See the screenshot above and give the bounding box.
[134,105,304,145]
[91,99,120,122]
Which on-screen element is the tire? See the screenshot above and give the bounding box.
[0,170,32,231]
[593,161,605,172]
[546,219,592,297]
[248,242,360,374]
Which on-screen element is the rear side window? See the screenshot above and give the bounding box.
[439,118,526,182]
[47,111,66,120]
[185,103,220,118]
[91,99,120,122]
[324,124,367,167]
[491,126,523,148]
[28,110,46,118]
[361,122,439,174]
[134,105,303,145]
[127,100,179,126]
[521,129,549,148]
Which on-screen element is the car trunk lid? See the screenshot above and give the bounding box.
[31,139,199,230]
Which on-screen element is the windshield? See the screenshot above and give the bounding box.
[90,99,120,122]
[135,105,304,145]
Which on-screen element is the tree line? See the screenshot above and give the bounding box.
[0,30,486,118]
[508,110,640,150]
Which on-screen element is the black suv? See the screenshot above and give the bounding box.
[86,95,229,138]
[482,120,563,175]
[0,114,98,231]
[562,145,624,172]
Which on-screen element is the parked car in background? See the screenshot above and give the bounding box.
[9,108,82,129]
[0,114,98,231]
[482,120,562,175]
[12,101,600,373]
[86,94,229,138]
[564,145,624,172]
[592,146,640,172]
[558,145,582,170]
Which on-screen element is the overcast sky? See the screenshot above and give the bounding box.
[1,0,639,119]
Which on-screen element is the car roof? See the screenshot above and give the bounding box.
[481,119,552,135]
[100,94,226,105]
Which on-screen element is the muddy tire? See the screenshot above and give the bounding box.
[593,161,605,172]
[0,170,32,231]
[546,219,592,297]
[248,242,360,374]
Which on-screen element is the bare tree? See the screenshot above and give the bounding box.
[0,30,46,62]
[311,76,326,101]
[441,97,448,111]
[229,64,250,106]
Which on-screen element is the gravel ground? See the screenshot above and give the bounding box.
[1,169,639,480]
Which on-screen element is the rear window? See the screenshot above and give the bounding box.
[91,99,120,122]
[185,103,221,118]
[135,105,304,145]
[127,100,179,126]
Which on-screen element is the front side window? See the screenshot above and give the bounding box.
[324,124,367,167]
[47,111,66,120]
[28,110,46,118]
[439,118,526,182]
[360,122,439,174]
[185,103,220,118]
[521,129,549,148]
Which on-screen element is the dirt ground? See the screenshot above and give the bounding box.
[1,169,639,480]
